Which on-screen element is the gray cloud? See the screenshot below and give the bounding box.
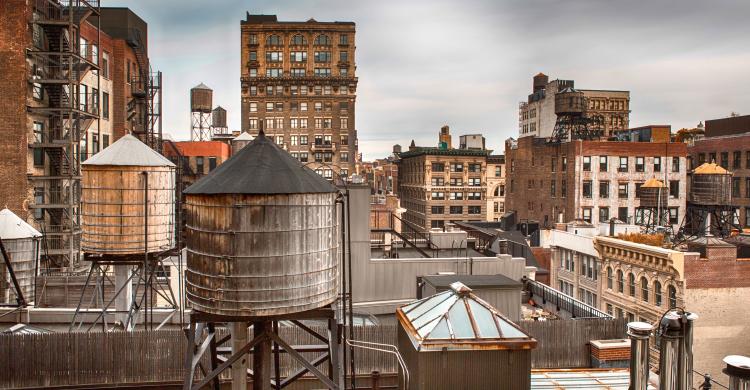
[109,0,750,159]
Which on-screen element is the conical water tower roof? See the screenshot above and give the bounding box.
[192,82,211,90]
[184,132,337,195]
[693,162,730,175]
[642,178,666,188]
[233,131,254,141]
[0,209,41,239]
[83,134,175,167]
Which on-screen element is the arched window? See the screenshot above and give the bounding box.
[291,34,307,45]
[616,270,624,293]
[628,273,636,296]
[314,34,331,45]
[640,277,649,302]
[606,267,613,290]
[266,34,282,45]
[654,281,662,307]
[668,285,677,308]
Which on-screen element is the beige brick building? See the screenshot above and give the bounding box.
[486,155,505,221]
[240,14,358,178]
[397,127,490,230]
[518,73,630,139]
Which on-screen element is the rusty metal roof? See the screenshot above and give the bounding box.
[531,369,657,389]
[397,282,536,351]
[184,133,337,195]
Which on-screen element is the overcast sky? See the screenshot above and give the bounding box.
[109,0,750,160]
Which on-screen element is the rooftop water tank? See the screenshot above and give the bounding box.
[689,162,732,206]
[190,83,213,114]
[638,178,668,209]
[231,131,255,155]
[184,131,339,317]
[211,106,227,128]
[555,87,586,116]
[0,209,41,304]
[81,134,176,255]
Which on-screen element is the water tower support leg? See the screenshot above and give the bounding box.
[253,320,272,390]
[114,264,132,327]
[231,322,249,390]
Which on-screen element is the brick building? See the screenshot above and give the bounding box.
[505,136,687,228]
[0,2,156,269]
[518,73,630,139]
[162,141,231,189]
[397,127,490,230]
[240,14,358,179]
[687,114,750,226]
[486,154,505,221]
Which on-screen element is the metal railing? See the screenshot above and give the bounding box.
[523,278,612,319]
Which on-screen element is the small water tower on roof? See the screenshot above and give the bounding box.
[637,178,671,234]
[190,83,213,141]
[182,130,345,389]
[0,209,41,306]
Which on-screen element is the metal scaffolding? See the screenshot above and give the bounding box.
[28,0,101,271]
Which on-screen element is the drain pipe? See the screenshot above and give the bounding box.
[628,321,654,390]
[658,310,683,390]
[723,355,750,390]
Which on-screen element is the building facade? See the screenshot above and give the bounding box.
[397,128,490,230]
[0,3,155,269]
[687,115,750,227]
[486,155,505,221]
[162,141,232,189]
[505,136,687,227]
[518,73,630,139]
[240,14,358,179]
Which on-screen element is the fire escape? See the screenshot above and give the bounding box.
[126,28,162,152]
[28,0,101,270]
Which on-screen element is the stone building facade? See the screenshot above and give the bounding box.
[240,14,358,178]
[397,128,490,230]
[518,73,630,139]
[486,154,505,221]
[505,136,687,227]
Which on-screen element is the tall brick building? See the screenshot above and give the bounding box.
[518,73,630,139]
[397,127,490,230]
[687,114,750,226]
[505,136,687,227]
[240,14,358,179]
[0,2,157,269]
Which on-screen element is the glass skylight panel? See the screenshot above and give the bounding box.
[447,301,475,338]
[467,300,500,338]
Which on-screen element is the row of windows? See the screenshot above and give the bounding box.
[287,151,349,164]
[694,151,750,170]
[579,156,680,173]
[248,101,349,113]
[605,267,678,309]
[248,84,352,96]
[251,50,349,63]
[247,117,349,131]
[579,206,679,225]
[430,192,483,200]
[430,177,482,186]
[249,33,349,47]
[430,206,482,215]
[580,180,680,199]
[262,134,350,147]
[249,68,347,78]
[431,162,482,173]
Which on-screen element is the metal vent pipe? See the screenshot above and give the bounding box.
[677,312,698,390]
[723,355,750,390]
[628,322,654,390]
[658,311,683,390]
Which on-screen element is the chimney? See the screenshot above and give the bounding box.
[439,125,452,149]
[723,355,750,390]
[627,322,654,390]
[657,310,698,390]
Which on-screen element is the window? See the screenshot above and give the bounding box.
[314,34,331,45]
[607,267,613,289]
[291,34,307,45]
[468,178,481,186]
[91,133,99,155]
[668,285,677,308]
[102,52,109,78]
[600,156,608,172]
[618,183,628,198]
[653,156,661,172]
[339,51,348,62]
[582,208,592,223]
[451,163,463,172]
[618,156,628,172]
[431,192,445,200]
[635,156,645,172]
[467,192,481,200]
[709,152,717,163]
[265,102,274,111]
[550,180,556,197]
[672,156,680,172]
[275,136,284,145]
[580,180,592,198]
[102,92,109,119]
[721,152,729,169]
[468,206,481,214]
[431,206,444,214]
[339,34,349,45]
[33,122,44,166]
[450,206,463,214]
[196,157,205,174]
[561,156,567,171]
[432,163,445,172]
[599,207,609,222]
[654,280,661,306]
[734,151,742,169]
[431,177,445,186]
[628,273,636,297]
[561,180,566,198]
[669,208,679,224]
[340,101,349,112]
[208,157,217,171]
[468,163,481,173]
[314,51,331,62]
[635,182,643,199]
[670,180,679,198]
[249,51,257,61]
[266,34,282,45]
[250,86,257,95]
[618,207,628,222]
[431,220,445,229]
[641,277,649,302]
[495,166,502,177]
[340,134,349,145]
[299,135,308,145]
[340,118,348,129]
[249,34,258,44]
[314,68,331,77]
[551,157,557,172]
[266,68,282,77]
[599,181,609,198]
[582,156,591,171]
[33,188,44,220]
[250,102,258,113]
[300,102,308,111]
[733,177,741,198]
[299,152,308,162]
[314,102,323,112]
[449,192,464,200]
[79,84,88,111]
[290,68,306,77]
[265,51,282,62]
[103,134,109,149]
[290,51,307,62]
[340,152,349,162]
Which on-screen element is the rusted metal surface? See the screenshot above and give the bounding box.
[81,165,176,255]
[185,193,339,317]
